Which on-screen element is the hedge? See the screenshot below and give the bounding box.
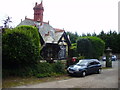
[2,26,41,77]
[77,36,105,59]
[34,61,66,78]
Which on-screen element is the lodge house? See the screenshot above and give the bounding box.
[18,1,71,61]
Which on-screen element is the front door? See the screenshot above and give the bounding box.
[58,45,66,59]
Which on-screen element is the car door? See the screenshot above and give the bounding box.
[87,61,96,74]
[94,61,101,72]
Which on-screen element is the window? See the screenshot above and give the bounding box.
[89,62,95,65]
[94,61,100,64]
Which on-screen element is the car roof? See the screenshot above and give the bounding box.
[79,59,99,62]
[80,59,99,61]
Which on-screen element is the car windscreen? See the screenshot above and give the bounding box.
[76,60,89,66]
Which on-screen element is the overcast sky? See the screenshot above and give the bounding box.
[0,0,119,35]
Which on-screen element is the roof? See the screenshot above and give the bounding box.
[18,18,70,45]
[54,28,64,32]
[38,22,64,44]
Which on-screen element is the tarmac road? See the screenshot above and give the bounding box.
[15,60,118,88]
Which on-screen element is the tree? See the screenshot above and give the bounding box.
[98,30,120,53]
[3,16,12,28]
[66,31,79,43]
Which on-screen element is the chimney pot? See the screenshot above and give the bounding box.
[35,2,37,6]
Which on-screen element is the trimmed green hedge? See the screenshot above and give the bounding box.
[87,36,105,59]
[2,25,41,77]
[15,25,41,51]
[77,36,105,59]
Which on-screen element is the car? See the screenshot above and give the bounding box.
[67,59,102,77]
[111,55,117,61]
[102,55,117,61]
[102,56,106,61]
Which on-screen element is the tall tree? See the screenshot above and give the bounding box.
[66,31,79,43]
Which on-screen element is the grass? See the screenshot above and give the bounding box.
[102,67,112,69]
[2,74,71,88]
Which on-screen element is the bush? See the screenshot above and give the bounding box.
[53,61,66,74]
[77,36,105,59]
[35,62,53,74]
[2,26,41,77]
[16,26,40,45]
[77,38,93,58]
[15,25,41,56]
[87,36,105,59]
[35,61,66,78]
[69,43,78,57]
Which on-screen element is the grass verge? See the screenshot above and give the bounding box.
[2,74,71,88]
[102,67,112,69]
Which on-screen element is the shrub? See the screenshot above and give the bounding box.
[87,36,105,59]
[35,62,53,74]
[15,25,40,44]
[35,61,66,78]
[77,38,93,58]
[69,43,78,57]
[2,26,41,77]
[15,25,41,56]
[77,36,105,59]
[53,61,66,74]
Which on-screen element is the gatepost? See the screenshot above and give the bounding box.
[106,47,112,67]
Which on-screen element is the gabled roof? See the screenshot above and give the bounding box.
[54,28,64,32]
[38,22,64,44]
[18,18,70,45]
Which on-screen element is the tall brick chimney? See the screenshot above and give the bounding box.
[33,1,44,22]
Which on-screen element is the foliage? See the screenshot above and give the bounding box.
[77,36,105,59]
[2,26,41,77]
[52,61,66,73]
[69,43,78,57]
[66,31,79,43]
[15,25,41,53]
[3,16,12,28]
[98,30,120,53]
[77,37,93,58]
[67,30,120,54]
[88,36,105,58]
[35,61,66,78]
[77,56,85,60]
[74,56,85,64]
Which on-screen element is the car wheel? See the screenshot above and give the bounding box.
[97,68,101,74]
[81,71,86,77]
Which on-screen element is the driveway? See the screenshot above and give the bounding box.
[15,61,118,88]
